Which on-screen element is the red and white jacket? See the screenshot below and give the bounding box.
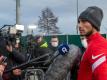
[78,32,107,80]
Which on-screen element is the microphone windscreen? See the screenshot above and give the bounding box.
[58,43,69,55]
[44,44,82,80]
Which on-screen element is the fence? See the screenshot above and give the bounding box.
[20,34,107,49]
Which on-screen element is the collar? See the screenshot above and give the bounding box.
[87,32,101,44]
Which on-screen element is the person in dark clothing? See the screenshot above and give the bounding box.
[47,36,60,64]
[32,35,51,80]
[0,37,26,80]
[33,35,50,70]
[8,42,26,80]
[0,76,2,80]
[49,36,59,53]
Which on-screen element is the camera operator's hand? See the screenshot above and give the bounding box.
[0,56,4,62]
[6,45,13,52]
[0,56,6,76]
[0,65,5,76]
[12,69,22,76]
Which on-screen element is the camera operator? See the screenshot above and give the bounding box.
[0,37,26,80]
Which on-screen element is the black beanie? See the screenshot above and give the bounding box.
[78,6,103,31]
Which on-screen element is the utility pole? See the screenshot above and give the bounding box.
[16,0,20,24]
[76,0,78,34]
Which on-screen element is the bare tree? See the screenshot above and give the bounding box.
[38,8,61,34]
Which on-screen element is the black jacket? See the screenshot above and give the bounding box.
[33,41,51,72]
[3,49,26,80]
[0,76,3,80]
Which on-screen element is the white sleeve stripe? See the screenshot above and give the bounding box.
[92,56,106,72]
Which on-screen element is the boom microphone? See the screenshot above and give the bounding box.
[44,43,69,65]
[58,43,69,55]
[44,44,82,80]
[4,53,50,73]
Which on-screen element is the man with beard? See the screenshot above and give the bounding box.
[77,6,107,80]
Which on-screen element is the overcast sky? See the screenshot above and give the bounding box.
[0,0,107,35]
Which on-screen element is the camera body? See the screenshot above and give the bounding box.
[0,25,23,57]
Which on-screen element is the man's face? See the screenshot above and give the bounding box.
[37,37,42,43]
[51,38,59,47]
[78,19,94,36]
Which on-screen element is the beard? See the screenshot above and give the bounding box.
[85,30,93,37]
[80,29,93,37]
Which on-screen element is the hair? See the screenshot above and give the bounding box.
[51,35,58,39]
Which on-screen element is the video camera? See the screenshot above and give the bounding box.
[0,24,24,42]
[0,24,24,56]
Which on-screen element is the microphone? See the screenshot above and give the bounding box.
[4,53,50,73]
[58,43,69,55]
[44,43,69,65]
[44,44,82,80]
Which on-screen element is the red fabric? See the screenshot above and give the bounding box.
[77,33,107,80]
